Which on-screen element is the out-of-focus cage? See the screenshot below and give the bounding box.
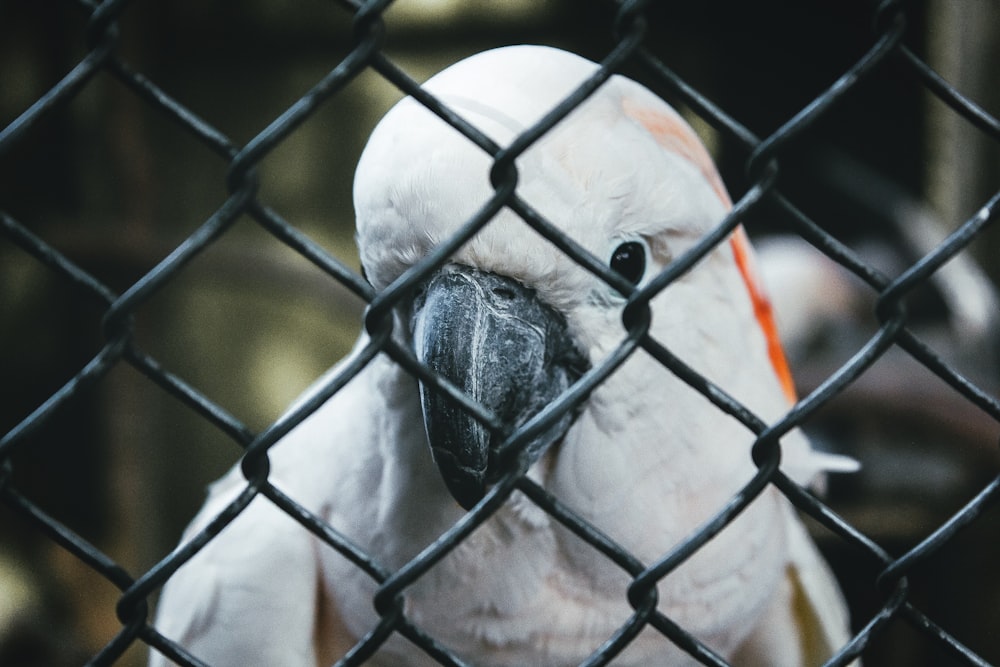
[1,0,999,665]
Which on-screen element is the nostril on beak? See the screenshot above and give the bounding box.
[492,286,517,301]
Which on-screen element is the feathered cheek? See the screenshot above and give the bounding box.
[360,238,434,293]
[562,304,617,366]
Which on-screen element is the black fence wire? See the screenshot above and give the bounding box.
[2,0,1000,665]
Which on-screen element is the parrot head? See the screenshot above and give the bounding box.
[354,45,745,510]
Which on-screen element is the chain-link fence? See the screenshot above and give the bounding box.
[2,0,1000,665]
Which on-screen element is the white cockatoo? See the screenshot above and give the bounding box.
[150,45,858,666]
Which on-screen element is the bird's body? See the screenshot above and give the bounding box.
[151,46,856,666]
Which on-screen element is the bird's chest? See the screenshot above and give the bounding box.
[320,499,627,664]
[320,487,786,666]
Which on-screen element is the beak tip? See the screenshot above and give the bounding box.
[452,489,485,512]
[431,447,488,511]
[445,477,487,512]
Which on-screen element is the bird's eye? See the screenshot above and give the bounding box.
[609,240,647,285]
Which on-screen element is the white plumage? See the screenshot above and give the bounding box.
[150,45,856,666]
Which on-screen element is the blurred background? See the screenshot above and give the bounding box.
[1,0,999,665]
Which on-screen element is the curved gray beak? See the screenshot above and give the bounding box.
[410,264,587,510]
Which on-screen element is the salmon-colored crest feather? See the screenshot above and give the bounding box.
[729,227,798,403]
[622,98,798,403]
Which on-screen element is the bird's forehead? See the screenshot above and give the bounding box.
[354,102,603,298]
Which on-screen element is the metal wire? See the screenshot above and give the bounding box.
[2,0,999,665]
